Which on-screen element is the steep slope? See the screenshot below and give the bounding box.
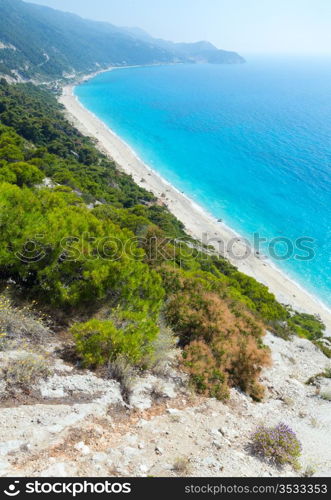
[0,0,177,80]
[0,0,244,82]
[0,80,330,478]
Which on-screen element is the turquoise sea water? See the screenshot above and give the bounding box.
[75,57,331,307]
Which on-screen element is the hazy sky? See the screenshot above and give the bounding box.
[28,0,331,54]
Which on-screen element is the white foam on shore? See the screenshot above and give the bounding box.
[59,70,331,333]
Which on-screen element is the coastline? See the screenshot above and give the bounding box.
[59,76,331,334]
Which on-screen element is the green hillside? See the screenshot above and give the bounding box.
[0,79,326,401]
[0,0,244,82]
[0,0,177,80]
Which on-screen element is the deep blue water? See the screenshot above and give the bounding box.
[75,57,331,307]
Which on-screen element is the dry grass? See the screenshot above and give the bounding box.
[2,354,51,388]
[105,356,136,403]
[149,325,177,375]
[172,456,191,476]
[0,294,52,350]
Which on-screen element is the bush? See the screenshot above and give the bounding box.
[313,340,331,359]
[71,311,159,368]
[268,320,293,341]
[0,183,164,311]
[251,423,302,470]
[2,353,51,389]
[105,356,136,403]
[0,294,51,348]
[183,340,229,400]
[148,325,177,375]
[167,289,270,400]
[306,368,331,386]
[288,313,325,340]
[183,334,269,401]
[1,161,44,187]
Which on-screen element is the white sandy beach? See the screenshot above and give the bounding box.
[59,78,331,334]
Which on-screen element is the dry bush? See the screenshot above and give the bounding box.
[105,356,136,403]
[148,325,178,376]
[0,295,52,349]
[183,340,229,400]
[149,380,169,402]
[1,353,51,390]
[220,333,270,400]
[302,464,317,477]
[172,456,191,476]
[166,291,263,345]
[168,291,270,401]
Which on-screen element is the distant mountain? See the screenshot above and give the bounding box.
[122,30,246,65]
[0,0,245,82]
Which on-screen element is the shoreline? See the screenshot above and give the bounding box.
[59,73,331,334]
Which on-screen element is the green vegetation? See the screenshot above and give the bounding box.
[0,0,244,82]
[71,311,159,367]
[306,368,331,386]
[0,182,164,309]
[0,79,327,401]
[0,0,176,81]
[312,340,331,359]
[288,312,325,340]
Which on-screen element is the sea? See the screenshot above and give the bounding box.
[75,55,331,308]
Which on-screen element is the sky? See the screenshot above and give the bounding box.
[28,0,331,55]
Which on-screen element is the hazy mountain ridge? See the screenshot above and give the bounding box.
[122,29,246,64]
[0,0,245,82]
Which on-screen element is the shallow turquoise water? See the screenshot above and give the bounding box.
[75,57,331,307]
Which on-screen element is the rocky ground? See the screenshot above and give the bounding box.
[0,332,330,478]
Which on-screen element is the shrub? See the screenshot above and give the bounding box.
[306,368,331,386]
[183,340,229,400]
[71,311,159,368]
[2,353,51,389]
[2,161,44,187]
[313,340,331,359]
[302,464,317,477]
[172,457,191,475]
[183,334,269,401]
[222,334,270,400]
[227,271,288,322]
[145,324,177,376]
[105,356,136,403]
[167,289,270,400]
[166,290,264,346]
[0,183,164,312]
[251,423,302,470]
[0,294,51,348]
[288,313,325,340]
[268,320,293,341]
